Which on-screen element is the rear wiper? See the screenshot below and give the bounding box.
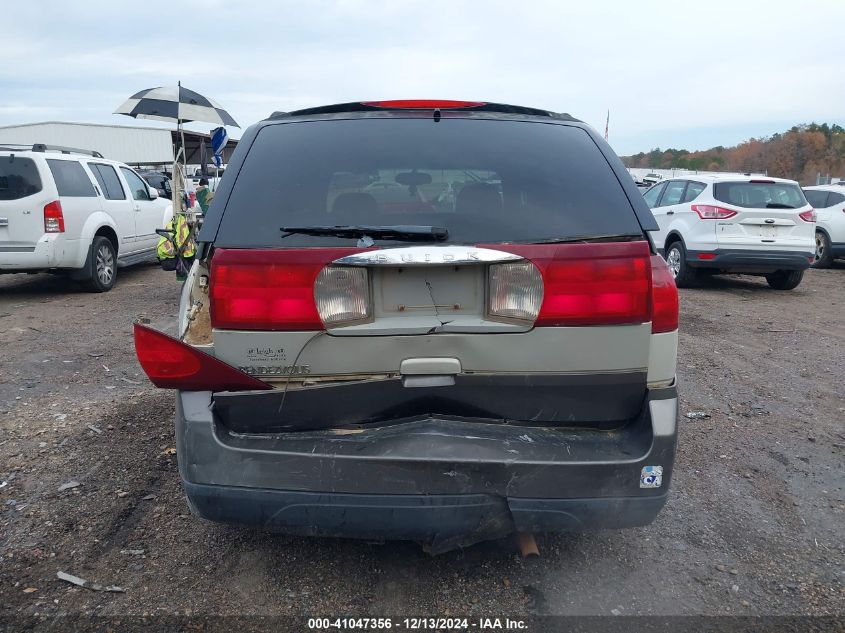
[520,233,643,244]
[280,225,448,243]
[765,203,795,209]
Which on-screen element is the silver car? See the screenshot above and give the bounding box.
[134,100,680,553]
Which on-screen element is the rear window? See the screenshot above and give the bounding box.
[714,181,806,209]
[0,157,42,201]
[802,190,829,208]
[213,118,643,247]
[46,159,96,197]
[89,163,126,201]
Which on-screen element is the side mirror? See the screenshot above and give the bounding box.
[148,187,159,199]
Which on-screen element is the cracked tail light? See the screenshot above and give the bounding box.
[314,266,371,326]
[488,261,544,322]
[133,323,271,391]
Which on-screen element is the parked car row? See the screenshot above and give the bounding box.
[641,175,821,289]
[0,144,173,291]
[802,184,845,268]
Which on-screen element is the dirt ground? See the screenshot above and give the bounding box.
[0,263,842,620]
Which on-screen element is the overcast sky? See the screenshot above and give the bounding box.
[2,0,843,155]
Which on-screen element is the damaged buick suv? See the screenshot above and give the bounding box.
[134,100,680,553]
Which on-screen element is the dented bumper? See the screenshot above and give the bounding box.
[175,383,677,550]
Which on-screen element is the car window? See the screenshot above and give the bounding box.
[89,163,126,201]
[0,156,42,200]
[213,118,645,247]
[827,192,845,206]
[714,182,806,209]
[642,182,666,208]
[802,190,830,209]
[659,181,686,207]
[682,181,706,203]
[120,167,151,201]
[46,159,96,197]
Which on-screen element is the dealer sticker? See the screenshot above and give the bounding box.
[640,465,663,488]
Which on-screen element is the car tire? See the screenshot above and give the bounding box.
[812,231,833,269]
[665,241,697,288]
[80,237,117,293]
[765,269,804,290]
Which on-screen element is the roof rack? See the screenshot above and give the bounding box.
[31,143,104,158]
[267,101,577,121]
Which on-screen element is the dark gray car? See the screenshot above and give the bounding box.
[134,100,680,552]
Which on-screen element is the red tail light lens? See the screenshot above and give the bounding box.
[133,323,271,391]
[692,204,737,220]
[362,100,485,109]
[43,200,65,233]
[492,242,652,327]
[799,209,816,222]
[650,255,679,333]
[209,248,365,331]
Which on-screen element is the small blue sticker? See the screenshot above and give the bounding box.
[640,466,663,488]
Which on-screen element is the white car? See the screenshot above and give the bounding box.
[801,185,845,268]
[0,144,173,291]
[643,174,815,289]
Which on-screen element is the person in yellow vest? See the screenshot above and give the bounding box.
[157,213,196,274]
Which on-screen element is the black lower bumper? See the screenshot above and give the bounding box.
[185,483,668,553]
[686,248,813,272]
[831,242,845,257]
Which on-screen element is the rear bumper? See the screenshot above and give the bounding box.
[686,248,813,272]
[0,235,83,271]
[175,383,678,548]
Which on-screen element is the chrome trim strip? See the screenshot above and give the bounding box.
[333,245,522,266]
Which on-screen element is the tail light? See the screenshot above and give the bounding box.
[43,200,65,233]
[133,323,271,391]
[799,209,816,222]
[492,242,652,327]
[488,261,544,322]
[649,256,679,333]
[209,248,366,331]
[314,266,371,326]
[692,204,737,219]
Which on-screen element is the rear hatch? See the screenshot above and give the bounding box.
[0,154,47,250]
[193,114,676,431]
[711,179,814,249]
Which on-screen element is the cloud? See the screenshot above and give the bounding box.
[2,0,844,153]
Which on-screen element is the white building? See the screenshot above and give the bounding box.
[0,121,237,167]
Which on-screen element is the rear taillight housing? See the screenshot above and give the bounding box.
[649,255,679,333]
[799,209,817,222]
[314,266,371,326]
[209,248,367,331]
[692,204,737,219]
[491,242,653,327]
[43,200,65,233]
[133,323,271,391]
[487,261,544,322]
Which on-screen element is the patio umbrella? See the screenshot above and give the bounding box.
[114,83,238,253]
[114,83,239,127]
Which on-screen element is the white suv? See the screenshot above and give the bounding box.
[0,144,173,291]
[643,175,815,289]
[802,185,845,268]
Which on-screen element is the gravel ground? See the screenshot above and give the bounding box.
[0,264,842,620]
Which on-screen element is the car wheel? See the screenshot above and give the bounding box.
[765,269,804,290]
[665,241,697,288]
[812,231,833,269]
[80,237,117,292]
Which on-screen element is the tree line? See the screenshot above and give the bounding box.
[623,123,845,184]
